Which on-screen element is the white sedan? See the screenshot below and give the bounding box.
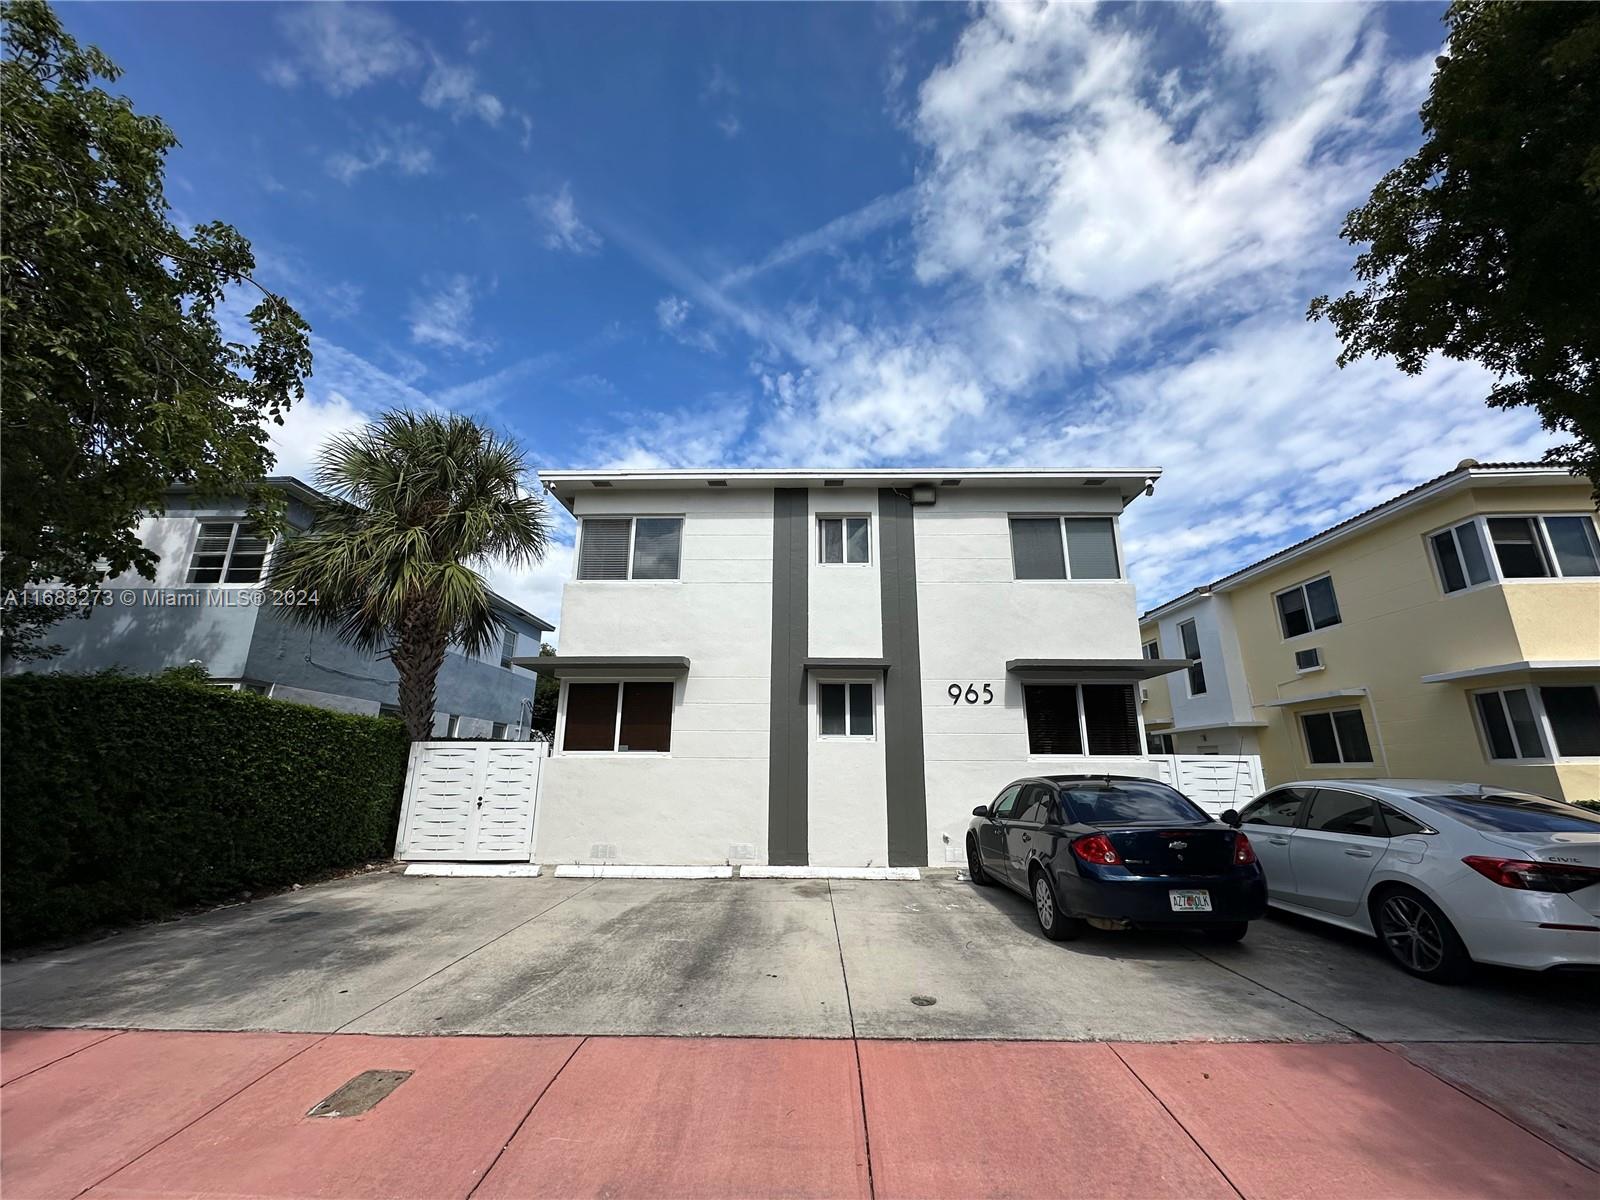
[1233,779,1600,982]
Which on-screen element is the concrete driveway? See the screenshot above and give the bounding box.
[4,868,1595,1043]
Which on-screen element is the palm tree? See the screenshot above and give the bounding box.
[269,410,551,741]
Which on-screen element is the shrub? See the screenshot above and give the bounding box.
[1,672,409,945]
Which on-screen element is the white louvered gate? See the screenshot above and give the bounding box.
[396,742,543,861]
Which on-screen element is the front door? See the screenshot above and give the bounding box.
[398,742,542,861]
[1289,789,1386,915]
[1240,787,1314,900]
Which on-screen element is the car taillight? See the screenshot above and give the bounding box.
[1071,833,1121,866]
[1234,833,1257,865]
[1462,856,1600,894]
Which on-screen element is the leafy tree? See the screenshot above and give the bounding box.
[1309,1,1600,487]
[530,642,559,738]
[0,0,311,658]
[268,410,552,742]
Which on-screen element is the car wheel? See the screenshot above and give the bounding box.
[1373,888,1470,983]
[1030,868,1082,942]
[1203,922,1248,943]
[965,836,991,886]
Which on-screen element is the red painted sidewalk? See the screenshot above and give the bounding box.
[1,1029,1594,1200]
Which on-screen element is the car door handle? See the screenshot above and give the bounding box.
[1344,848,1373,857]
[1021,834,1032,843]
[1268,836,1290,845]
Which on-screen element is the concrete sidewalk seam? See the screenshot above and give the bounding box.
[465,1035,590,1200]
[65,1032,330,1200]
[332,879,601,1035]
[1188,944,1370,1042]
[1374,1042,1600,1178]
[827,880,875,1200]
[1106,1043,1246,1200]
[0,1029,124,1088]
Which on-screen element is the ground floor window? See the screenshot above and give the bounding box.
[1146,732,1175,755]
[563,681,674,752]
[1300,708,1373,765]
[1473,683,1600,761]
[817,681,874,738]
[1024,684,1140,756]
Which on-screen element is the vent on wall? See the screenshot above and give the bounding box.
[823,479,845,487]
[589,843,618,859]
[591,480,614,488]
[706,479,728,487]
[1294,647,1323,672]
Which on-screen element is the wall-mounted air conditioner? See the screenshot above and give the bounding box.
[1294,647,1323,672]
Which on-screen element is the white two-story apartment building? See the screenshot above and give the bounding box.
[520,468,1193,869]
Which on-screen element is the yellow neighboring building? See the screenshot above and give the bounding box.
[1139,461,1600,803]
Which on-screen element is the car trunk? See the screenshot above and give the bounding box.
[1477,830,1600,918]
[1104,826,1235,877]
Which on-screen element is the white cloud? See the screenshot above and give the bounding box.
[585,400,751,470]
[532,183,603,254]
[421,56,505,125]
[591,1,1554,609]
[407,276,493,354]
[719,188,914,288]
[716,113,742,139]
[267,389,371,481]
[274,3,421,97]
[325,125,434,184]
[655,295,718,353]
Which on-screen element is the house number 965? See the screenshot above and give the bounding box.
[948,683,995,705]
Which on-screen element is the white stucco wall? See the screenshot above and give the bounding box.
[1149,593,1258,733]
[537,488,773,864]
[914,488,1157,864]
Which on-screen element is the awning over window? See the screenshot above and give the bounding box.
[511,655,690,679]
[802,657,890,674]
[1419,659,1600,685]
[1006,657,1191,682]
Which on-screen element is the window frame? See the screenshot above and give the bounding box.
[185,520,275,586]
[1426,512,1600,596]
[1007,514,1124,581]
[499,627,518,670]
[574,515,686,582]
[815,677,878,741]
[1177,618,1206,697]
[1273,573,1342,641]
[816,514,872,567]
[1469,683,1600,764]
[1022,680,1145,758]
[1142,639,1159,660]
[1298,706,1375,766]
[556,678,677,756]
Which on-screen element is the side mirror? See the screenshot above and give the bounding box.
[1221,809,1242,828]
[972,805,990,818]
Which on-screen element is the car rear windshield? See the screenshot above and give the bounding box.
[1421,794,1600,834]
[1059,782,1206,826]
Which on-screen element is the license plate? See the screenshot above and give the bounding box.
[1169,889,1212,913]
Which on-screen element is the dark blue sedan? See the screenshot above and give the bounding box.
[966,775,1267,942]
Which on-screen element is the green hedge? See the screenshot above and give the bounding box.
[1,673,409,946]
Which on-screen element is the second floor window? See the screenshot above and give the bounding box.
[1275,575,1341,639]
[1142,639,1159,660]
[499,628,517,669]
[1178,618,1206,696]
[1433,513,1600,591]
[576,517,684,581]
[186,522,270,584]
[818,516,870,564]
[1009,516,1121,580]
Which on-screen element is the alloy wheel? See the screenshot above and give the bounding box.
[1034,876,1054,930]
[1379,894,1445,974]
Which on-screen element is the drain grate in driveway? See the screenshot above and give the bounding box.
[306,1070,413,1118]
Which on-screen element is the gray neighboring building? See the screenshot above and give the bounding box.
[7,477,554,738]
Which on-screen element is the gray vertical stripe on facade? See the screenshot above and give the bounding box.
[878,488,929,867]
[767,488,809,866]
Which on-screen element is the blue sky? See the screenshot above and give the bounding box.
[64,1,1555,634]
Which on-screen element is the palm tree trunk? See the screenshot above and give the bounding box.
[394,598,447,741]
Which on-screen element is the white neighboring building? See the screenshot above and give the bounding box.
[518,468,1194,869]
[1139,592,1267,756]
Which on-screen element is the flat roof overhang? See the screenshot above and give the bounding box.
[803,658,890,673]
[539,467,1162,512]
[1006,658,1191,682]
[1261,688,1367,708]
[1420,659,1600,685]
[512,655,690,679]
[1146,718,1271,733]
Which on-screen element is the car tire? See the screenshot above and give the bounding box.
[1203,922,1248,943]
[1030,867,1083,942]
[1372,886,1471,984]
[965,836,991,886]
